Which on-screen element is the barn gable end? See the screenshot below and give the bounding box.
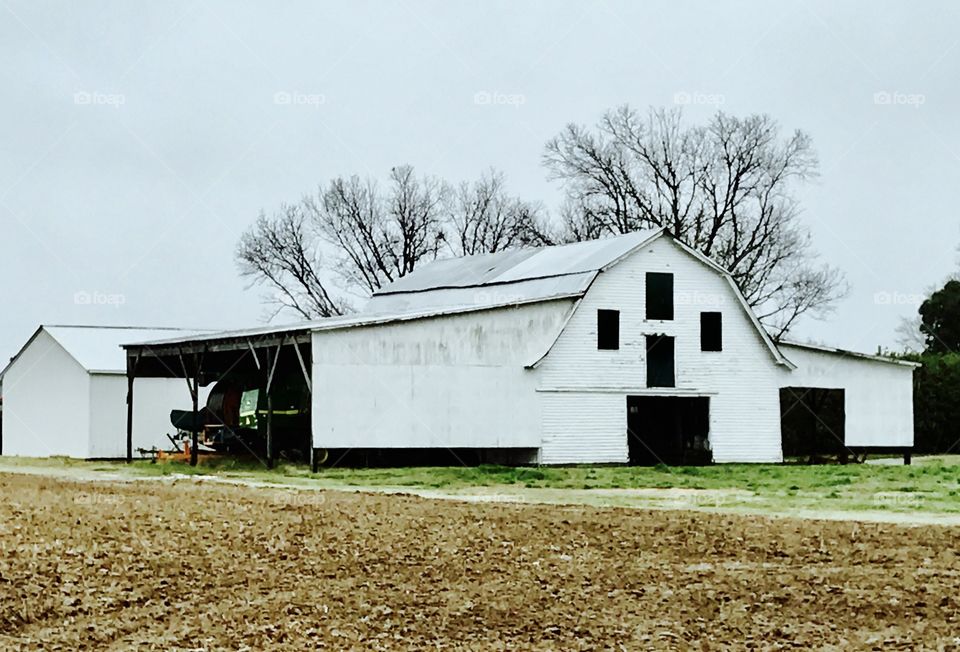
[534,235,788,464]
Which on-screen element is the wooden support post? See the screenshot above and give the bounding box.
[126,373,134,463]
[179,349,202,467]
[247,339,261,371]
[266,390,274,470]
[256,339,284,470]
[191,349,207,467]
[291,337,316,472]
[189,383,199,466]
[292,338,312,393]
[125,350,140,463]
[264,343,280,470]
[904,449,912,466]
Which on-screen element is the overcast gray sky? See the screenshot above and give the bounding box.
[2,0,958,363]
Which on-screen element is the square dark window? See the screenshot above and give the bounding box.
[597,309,620,350]
[700,312,722,351]
[646,272,674,320]
[646,335,675,387]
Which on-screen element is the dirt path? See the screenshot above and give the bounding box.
[2,473,960,650]
[2,461,960,527]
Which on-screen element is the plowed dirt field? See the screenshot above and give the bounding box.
[1,473,959,650]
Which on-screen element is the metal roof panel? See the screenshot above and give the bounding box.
[375,229,660,295]
[41,326,207,373]
[364,272,596,315]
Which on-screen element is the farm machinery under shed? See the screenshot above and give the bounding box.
[124,327,320,469]
[169,375,311,460]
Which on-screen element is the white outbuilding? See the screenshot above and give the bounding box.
[124,228,918,466]
[0,326,202,459]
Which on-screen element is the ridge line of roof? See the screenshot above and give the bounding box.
[372,269,599,297]
[44,324,205,331]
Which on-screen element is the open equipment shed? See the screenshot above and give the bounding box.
[123,324,315,468]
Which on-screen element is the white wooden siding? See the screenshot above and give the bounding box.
[536,236,785,464]
[312,301,573,449]
[779,344,915,448]
[539,392,627,463]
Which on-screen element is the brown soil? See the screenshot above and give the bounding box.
[1,473,959,651]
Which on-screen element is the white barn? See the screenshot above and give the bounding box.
[0,326,202,459]
[125,228,917,465]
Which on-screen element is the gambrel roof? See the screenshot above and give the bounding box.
[370,228,793,368]
[124,229,791,368]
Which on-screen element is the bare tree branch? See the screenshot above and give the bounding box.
[544,105,844,335]
[238,165,555,320]
[236,207,348,319]
[445,168,553,255]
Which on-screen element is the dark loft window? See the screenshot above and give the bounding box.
[597,309,620,350]
[700,312,722,351]
[646,335,675,387]
[646,272,674,320]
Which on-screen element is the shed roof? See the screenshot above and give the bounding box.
[2,326,207,377]
[779,340,921,368]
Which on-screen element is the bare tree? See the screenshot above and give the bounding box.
[445,168,553,256]
[303,166,446,294]
[544,105,846,338]
[236,206,346,319]
[386,165,448,279]
[238,165,550,320]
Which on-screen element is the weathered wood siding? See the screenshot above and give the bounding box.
[311,300,574,449]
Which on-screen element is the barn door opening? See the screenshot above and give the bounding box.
[627,396,711,466]
[780,387,846,462]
